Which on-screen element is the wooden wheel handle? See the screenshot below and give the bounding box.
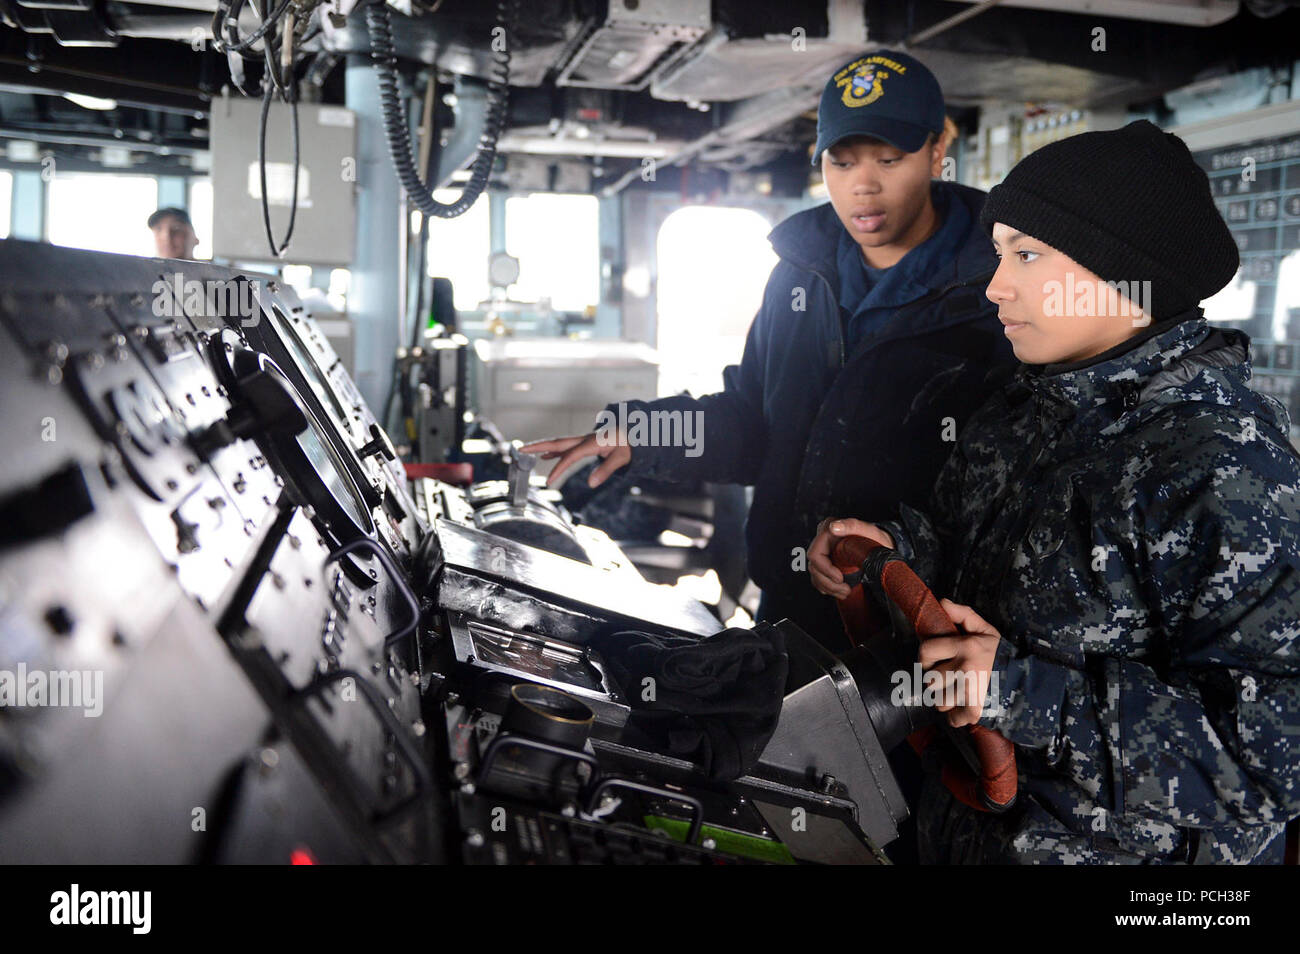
[831,534,1017,813]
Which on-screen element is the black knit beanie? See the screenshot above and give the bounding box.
[979,119,1239,320]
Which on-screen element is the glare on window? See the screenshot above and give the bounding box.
[280,264,311,290]
[656,206,776,398]
[0,170,12,240]
[328,268,351,312]
[505,193,599,312]
[425,188,491,312]
[188,179,214,260]
[48,174,159,256]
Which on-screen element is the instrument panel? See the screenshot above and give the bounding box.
[0,239,900,865]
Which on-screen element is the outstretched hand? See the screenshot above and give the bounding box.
[520,432,632,488]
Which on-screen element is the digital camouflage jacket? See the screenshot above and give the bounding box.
[876,310,1300,864]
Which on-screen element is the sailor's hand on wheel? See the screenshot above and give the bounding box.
[808,518,896,600]
[919,598,1002,728]
[520,432,632,489]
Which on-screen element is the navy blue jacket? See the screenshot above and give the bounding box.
[618,180,1019,649]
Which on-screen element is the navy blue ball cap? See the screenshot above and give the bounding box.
[148,207,192,229]
[813,50,946,165]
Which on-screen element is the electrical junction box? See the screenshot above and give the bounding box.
[209,97,357,265]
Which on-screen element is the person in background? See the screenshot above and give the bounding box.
[149,207,198,260]
[809,120,1300,864]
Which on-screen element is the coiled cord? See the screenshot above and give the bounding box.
[258,66,300,257]
[365,0,514,218]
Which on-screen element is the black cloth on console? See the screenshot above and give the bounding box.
[591,624,788,781]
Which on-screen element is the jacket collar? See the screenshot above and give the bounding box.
[1011,308,1214,416]
[768,180,996,292]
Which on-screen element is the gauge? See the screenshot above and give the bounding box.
[259,303,386,512]
[208,329,374,547]
[264,303,353,437]
[294,410,372,532]
[487,251,520,289]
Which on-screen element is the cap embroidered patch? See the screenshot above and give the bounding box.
[836,54,909,109]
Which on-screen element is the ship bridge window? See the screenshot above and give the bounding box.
[505,193,599,313]
[48,173,158,256]
[0,170,11,239]
[425,187,492,312]
[188,178,213,260]
[656,206,777,398]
